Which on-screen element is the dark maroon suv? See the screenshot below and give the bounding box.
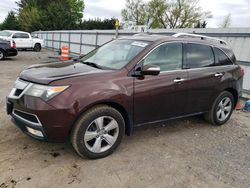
[6,33,244,159]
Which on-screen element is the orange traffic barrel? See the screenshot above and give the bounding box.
[61,45,69,60]
[235,100,244,110]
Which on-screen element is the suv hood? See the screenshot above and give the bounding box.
[20,61,109,85]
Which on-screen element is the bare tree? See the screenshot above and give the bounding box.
[148,0,167,28]
[165,0,212,28]
[121,0,149,25]
[121,0,212,29]
[219,13,231,28]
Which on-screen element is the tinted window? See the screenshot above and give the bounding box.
[214,48,232,66]
[221,48,235,63]
[186,43,214,68]
[144,43,182,72]
[12,33,21,38]
[21,33,29,38]
[13,33,29,39]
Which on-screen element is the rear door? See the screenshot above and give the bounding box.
[134,42,188,125]
[184,43,227,114]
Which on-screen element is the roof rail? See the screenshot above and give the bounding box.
[172,33,227,45]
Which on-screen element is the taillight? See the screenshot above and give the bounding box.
[240,67,245,77]
[12,41,16,48]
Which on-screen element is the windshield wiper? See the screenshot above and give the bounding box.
[81,61,103,69]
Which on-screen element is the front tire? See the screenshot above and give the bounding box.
[205,91,234,125]
[71,105,125,159]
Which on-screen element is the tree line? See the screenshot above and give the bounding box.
[0,0,116,32]
[0,0,216,32]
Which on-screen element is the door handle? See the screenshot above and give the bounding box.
[174,78,185,83]
[214,73,223,77]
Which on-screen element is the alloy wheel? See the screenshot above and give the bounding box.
[84,116,119,153]
[216,97,232,121]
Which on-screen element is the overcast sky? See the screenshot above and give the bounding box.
[1,0,250,28]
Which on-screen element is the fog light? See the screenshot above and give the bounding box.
[26,127,44,137]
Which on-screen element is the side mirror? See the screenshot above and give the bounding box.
[141,64,160,76]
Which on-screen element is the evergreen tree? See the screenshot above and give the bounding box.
[16,0,84,31]
[0,11,20,30]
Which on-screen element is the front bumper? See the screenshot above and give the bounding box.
[6,96,75,142]
[11,112,48,141]
[7,99,48,140]
[6,78,76,141]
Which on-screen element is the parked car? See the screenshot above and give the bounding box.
[0,30,44,51]
[6,33,244,159]
[0,39,17,60]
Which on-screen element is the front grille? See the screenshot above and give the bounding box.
[13,109,41,126]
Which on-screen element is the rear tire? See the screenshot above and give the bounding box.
[71,105,125,159]
[204,91,234,125]
[33,43,41,52]
[0,49,6,60]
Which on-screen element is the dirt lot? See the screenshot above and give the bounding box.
[0,49,249,188]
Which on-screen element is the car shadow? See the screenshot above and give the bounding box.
[2,114,221,164]
[29,115,213,160]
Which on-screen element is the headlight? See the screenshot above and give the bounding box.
[25,84,69,101]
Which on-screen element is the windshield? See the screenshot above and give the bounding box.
[0,31,12,37]
[81,39,150,70]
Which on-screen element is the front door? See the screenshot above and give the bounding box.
[133,42,188,125]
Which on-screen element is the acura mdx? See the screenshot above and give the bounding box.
[6,33,244,158]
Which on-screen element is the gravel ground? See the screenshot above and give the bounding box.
[0,49,249,188]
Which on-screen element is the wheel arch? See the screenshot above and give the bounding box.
[224,88,238,107]
[34,42,41,48]
[69,101,133,137]
[102,101,133,136]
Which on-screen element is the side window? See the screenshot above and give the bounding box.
[144,43,182,72]
[214,48,233,66]
[186,43,214,68]
[21,33,30,38]
[12,33,21,38]
[12,33,29,39]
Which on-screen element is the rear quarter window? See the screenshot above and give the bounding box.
[214,47,233,66]
[220,48,236,63]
